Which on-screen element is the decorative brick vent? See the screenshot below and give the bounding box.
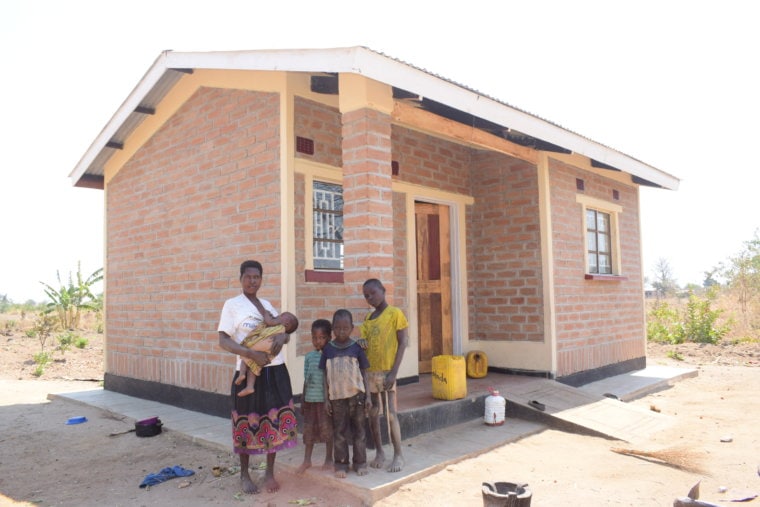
[296,136,314,155]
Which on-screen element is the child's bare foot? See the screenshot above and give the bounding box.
[387,455,405,473]
[234,373,246,385]
[296,460,311,475]
[237,386,255,397]
[263,476,280,493]
[370,451,385,469]
[335,470,347,478]
[240,471,259,494]
[356,466,368,476]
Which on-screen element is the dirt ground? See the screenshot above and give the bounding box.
[0,324,758,506]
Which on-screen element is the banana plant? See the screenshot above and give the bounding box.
[40,262,103,330]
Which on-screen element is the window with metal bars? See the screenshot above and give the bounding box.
[586,208,612,274]
[313,181,344,269]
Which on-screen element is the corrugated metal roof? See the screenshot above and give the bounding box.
[70,47,679,190]
[363,47,637,160]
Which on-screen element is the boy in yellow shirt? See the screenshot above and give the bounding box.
[359,278,408,473]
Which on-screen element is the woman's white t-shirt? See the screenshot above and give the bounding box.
[217,293,284,370]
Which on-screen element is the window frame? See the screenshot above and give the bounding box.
[576,194,624,279]
[312,180,344,270]
[296,160,345,282]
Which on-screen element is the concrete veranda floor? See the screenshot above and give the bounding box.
[51,364,697,504]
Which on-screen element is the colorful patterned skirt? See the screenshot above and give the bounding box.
[231,363,298,455]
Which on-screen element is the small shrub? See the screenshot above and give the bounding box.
[647,301,683,344]
[24,328,37,338]
[33,351,51,366]
[666,349,684,361]
[57,331,79,354]
[32,312,58,353]
[682,293,731,344]
[75,337,89,349]
[647,291,733,345]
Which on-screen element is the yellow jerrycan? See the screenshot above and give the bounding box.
[466,350,488,378]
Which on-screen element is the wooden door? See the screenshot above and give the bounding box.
[415,202,453,373]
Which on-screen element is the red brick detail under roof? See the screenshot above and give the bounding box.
[294,97,342,167]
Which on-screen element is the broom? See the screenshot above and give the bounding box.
[610,446,706,473]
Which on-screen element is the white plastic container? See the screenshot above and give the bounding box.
[484,390,506,426]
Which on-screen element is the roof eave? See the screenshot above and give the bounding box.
[69,51,173,185]
[70,47,680,191]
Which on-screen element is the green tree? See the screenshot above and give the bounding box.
[702,268,720,288]
[40,262,103,330]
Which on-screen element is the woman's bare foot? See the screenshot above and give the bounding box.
[320,460,333,471]
[335,470,347,478]
[296,460,311,475]
[237,386,255,397]
[356,467,369,476]
[240,471,259,494]
[370,451,385,469]
[387,455,405,473]
[263,476,280,493]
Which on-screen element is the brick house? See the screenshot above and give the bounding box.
[70,47,679,417]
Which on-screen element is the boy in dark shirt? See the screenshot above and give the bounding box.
[319,309,371,478]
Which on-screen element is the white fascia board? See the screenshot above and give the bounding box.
[69,51,172,184]
[347,48,680,190]
[71,46,679,190]
[163,47,363,73]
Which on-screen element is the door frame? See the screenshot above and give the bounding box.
[414,200,453,372]
[392,181,474,376]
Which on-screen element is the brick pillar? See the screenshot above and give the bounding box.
[341,107,394,315]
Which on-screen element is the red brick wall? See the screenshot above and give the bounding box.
[105,87,282,394]
[549,159,645,377]
[467,152,544,342]
[391,126,472,194]
[294,97,342,167]
[341,107,395,313]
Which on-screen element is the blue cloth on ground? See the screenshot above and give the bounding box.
[139,465,195,488]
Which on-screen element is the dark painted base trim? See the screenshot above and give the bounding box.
[487,367,554,379]
[397,375,419,387]
[104,373,421,423]
[557,356,646,387]
[104,373,230,419]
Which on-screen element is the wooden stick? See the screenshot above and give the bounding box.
[384,389,392,444]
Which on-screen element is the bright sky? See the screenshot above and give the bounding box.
[1,1,757,302]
